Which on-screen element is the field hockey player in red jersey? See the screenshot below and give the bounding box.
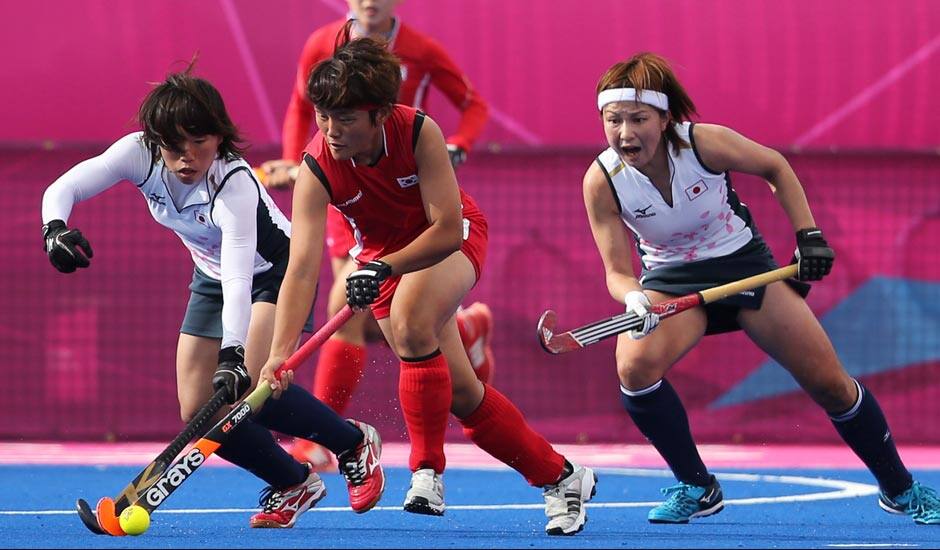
[259,0,495,470]
[260,38,596,536]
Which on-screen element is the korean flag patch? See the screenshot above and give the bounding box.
[397,174,419,188]
[684,179,708,201]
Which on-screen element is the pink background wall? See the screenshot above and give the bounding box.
[4,0,938,149]
[3,147,938,443]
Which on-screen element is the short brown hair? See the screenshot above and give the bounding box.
[306,37,401,122]
[137,63,246,162]
[597,53,697,153]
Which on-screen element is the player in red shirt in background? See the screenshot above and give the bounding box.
[260,38,596,536]
[260,0,494,470]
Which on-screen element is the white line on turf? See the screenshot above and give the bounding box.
[0,468,878,516]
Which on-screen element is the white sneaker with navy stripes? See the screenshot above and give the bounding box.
[543,463,597,536]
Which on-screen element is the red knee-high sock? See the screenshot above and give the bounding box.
[399,350,452,473]
[460,384,565,486]
[312,338,366,415]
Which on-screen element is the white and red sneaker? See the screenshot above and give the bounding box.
[458,302,495,384]
[288,438,338,472]
[249,463,326,528]
[338,420,385,513]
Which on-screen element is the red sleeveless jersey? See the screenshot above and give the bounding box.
[303,105,484,264]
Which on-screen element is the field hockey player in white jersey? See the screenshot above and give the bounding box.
[582,52,939,525]
[40,65,385,527]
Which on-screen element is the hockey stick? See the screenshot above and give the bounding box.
[76,386,230,535]
[537,265,798,354]
[91,305,354,536]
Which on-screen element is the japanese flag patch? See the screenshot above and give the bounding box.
[685,180,708,201]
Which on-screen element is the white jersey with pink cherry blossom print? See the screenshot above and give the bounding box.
[595,121,754,270]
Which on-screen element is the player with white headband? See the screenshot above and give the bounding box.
[579,52,939,525]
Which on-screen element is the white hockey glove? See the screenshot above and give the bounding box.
[624,290,660,340]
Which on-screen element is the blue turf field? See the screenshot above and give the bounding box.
[1,465,938,548]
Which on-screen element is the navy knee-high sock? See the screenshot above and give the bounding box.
[620,379,711,486]
[216,418,306,489]
[830,379,912,497]
[254,385,362,455]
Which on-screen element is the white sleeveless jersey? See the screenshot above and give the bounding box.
[131,143,291,280]
[41,132,291,347]
[596,122,754,270]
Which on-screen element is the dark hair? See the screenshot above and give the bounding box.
[306,37,401,124]
[137,63,246,162]
[596,53,697,153]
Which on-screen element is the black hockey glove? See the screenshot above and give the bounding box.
[346,260,393,308]
[793,227,835,281]
[42,219,93,273]
[213,345,251,404]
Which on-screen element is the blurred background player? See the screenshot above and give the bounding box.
[259,0,494,468]
[260,38,595,536]
[581,52,939,525]
[40,66,385,528]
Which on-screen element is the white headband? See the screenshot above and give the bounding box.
[597,88,669,112]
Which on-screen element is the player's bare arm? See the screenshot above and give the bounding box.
[582,161,641,304]
[262,161,329,393]
[693,123,817,231]
[380,115,464,274]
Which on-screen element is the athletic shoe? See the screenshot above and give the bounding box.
[458,302,495,384]
[337,420,385,513]
[543,463,597,536]
[249,463,326,528]
[288,438,337,472]
[403,468,445,516]
[648,475,724,524]
[879,481,940,525]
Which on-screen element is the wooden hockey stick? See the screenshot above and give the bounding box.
[538,265,798,354]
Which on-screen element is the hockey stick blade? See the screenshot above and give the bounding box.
[96,496,124,536]
[538,309,643,354]
[537,310,580,354]
[75,499,105,535]
[95,306,355,533]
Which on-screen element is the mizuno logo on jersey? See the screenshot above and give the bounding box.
[397,174,419,188]
[634,205,656,219]
[685,180,708,201]
[148,193,166,206]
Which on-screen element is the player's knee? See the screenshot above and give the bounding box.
[616,354,664,391]
[806,375,858,412]
[390,319,438,357]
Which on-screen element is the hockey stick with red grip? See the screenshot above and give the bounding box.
[537,265,798,354]
[89,305,354,536]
